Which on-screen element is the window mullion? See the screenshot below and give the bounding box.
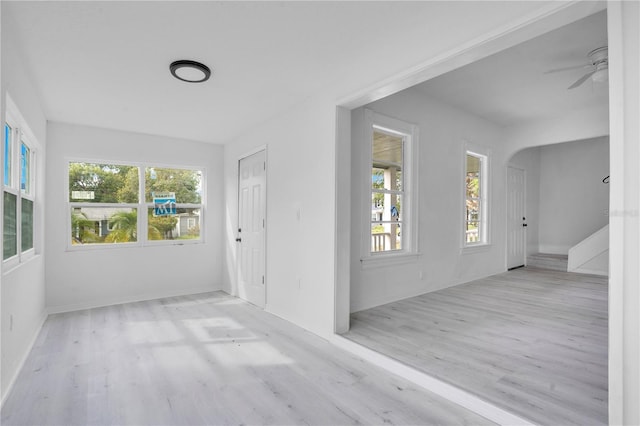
[139,166,146,244]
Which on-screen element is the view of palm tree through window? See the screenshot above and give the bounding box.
[371,129,404,252]
[69,162,202,245]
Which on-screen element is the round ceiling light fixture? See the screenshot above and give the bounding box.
[170,60,211,83]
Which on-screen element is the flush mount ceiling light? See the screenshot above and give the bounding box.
[170,60,211,83]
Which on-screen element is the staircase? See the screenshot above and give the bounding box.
[527,253,569,272]
[567,224,609,276]
[526,225,609,276]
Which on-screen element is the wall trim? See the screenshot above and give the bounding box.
[1,310,48,408]
[336,1,606,110]
[46,285,221,315]
[330,335,534,426]
[350,267,505,313]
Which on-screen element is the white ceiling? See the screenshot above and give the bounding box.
[4,1,449,144]
[414,10,608,128]
[4,2,607,143]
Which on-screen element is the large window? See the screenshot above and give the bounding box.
[464,150,489,246]
[3,109,36,264]
[364,110,418,260]
[68,162,203,247]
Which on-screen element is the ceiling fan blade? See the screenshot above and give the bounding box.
[545,64,591,74]
[567,70,596,89]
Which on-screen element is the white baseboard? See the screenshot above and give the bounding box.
[570,267,608,277]
[46,285,221,315]
[351,268,505,313]
[1,310,48,408]
[330,335,534,426]
[538,244,570,255]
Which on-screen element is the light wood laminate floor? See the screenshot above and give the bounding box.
[1,292,493,426]
[344,267,608,426]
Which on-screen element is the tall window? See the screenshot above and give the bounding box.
[68,162,203,247]
[371,128,405,252]
[464,151,488,246]
[3,114,36,263]
[364,110,417,259]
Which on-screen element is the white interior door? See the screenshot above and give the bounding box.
[507,166,526,269]
[237,150,266,308]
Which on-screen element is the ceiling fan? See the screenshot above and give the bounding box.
[545,46,608,89]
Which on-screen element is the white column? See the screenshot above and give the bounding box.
[608,2,640,424]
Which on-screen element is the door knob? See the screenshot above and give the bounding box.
[235,238,242,242]
[522,224,528,227]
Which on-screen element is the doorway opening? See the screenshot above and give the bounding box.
[334,4,611,425]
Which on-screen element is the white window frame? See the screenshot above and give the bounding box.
[66,159,206,251]
[361,109,419,267]
[462,144,490,251]
[3,96,37,269]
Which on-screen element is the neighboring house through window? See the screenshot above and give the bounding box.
[68,162,204,248]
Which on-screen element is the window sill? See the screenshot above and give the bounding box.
[461,243,492,254]
[66,239,203,252]
[361,252,421,269]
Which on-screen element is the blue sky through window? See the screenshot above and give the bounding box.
[4,124,11,186]
[20,143,29,191]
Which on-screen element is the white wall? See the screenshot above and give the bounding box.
[607,2,640,423]
[222,0,555,339]
[503,103,609,159]
[1,11,48,401]
[509,147,541,255]
[538,137,609,254]
[349,88,507,312]
[223,93,338,335]
[45,122,224,312]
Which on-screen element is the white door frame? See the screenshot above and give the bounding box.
[236,146,268,308]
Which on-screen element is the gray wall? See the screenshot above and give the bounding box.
[350,87,507,312]
[538,137,609,254]
[510,137,609,256]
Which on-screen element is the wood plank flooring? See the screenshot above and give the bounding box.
[1,292,493,426]
[344,267,608,426]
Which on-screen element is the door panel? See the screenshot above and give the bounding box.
[237,150,266,308]
[507,166,526,269]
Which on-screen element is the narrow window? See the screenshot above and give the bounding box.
[4,124,12,186]
[20,142,30,192]
[465,151,488,245]
[371,128,405,252]
[3,123,16,260]
[3,107,37,263]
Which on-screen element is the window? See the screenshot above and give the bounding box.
[464,150,489,246]
[363,110,418,260]
[4,124,12,186]
[3,104,36,265]
[68,162,203,247]
[371,128,405,252]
